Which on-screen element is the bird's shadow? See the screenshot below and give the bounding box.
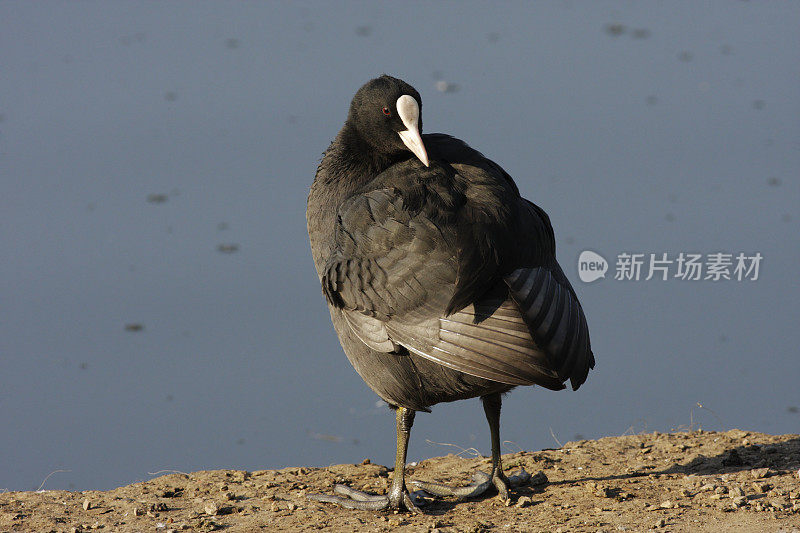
[549,436,800,486]
[408,436,800,515]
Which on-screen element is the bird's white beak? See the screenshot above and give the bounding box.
[396,95,429,167]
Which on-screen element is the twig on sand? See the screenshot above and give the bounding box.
[693,402,725,430]
[549,427,563,448]
[36,470,72,492]
[424,439,483,458]
[502,440,523,454]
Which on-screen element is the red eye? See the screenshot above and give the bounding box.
[382,106,391,116]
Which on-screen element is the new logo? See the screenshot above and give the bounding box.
[578,250,608,283]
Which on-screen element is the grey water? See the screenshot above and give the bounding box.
[1,2,798,491]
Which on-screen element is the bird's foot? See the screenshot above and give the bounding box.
[489,468,532,501]
[308,484,425,513]
[411,467,531,502]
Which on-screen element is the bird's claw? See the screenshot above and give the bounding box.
[308,484,425,513]
[411,471,492,498]
[507,467,532,487]
[411,467,531,501]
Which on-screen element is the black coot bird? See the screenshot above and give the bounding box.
[307,75,594,512]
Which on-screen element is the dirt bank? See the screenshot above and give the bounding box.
[2,429,799,532]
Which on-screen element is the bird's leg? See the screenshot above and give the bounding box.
[307,406,422,512]
[411,393,530,502]
[483,392,511,501]
[388,406,421,511]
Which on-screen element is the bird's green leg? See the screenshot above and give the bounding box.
[308,406,421,512]
[388,407,420,511]
[483,392,511,501]
[411,393,530,501]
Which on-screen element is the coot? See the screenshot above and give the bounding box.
[307,75,594,511]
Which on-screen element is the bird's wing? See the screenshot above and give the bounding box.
[504,265,594,390]
[322,185,567,389]
[444,149,594,390]
[384,286,566,389]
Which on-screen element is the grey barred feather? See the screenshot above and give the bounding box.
[505,267,592,390]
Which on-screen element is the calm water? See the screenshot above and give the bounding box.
[1,2,798,491]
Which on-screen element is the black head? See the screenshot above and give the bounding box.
[346,75,429,167]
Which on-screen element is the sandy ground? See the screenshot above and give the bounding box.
[1,429,799,532]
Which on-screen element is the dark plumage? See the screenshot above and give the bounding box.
[307,75,594,511]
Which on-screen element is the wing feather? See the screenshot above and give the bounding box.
[383,297,565,390]
[504,267,594,389]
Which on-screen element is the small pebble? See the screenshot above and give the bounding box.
[516,496,532,508]
[770,499,786,510]
[530,471,548,486]
[586,481,614,498]
[82,498,91,510]
[204,502,219,516]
